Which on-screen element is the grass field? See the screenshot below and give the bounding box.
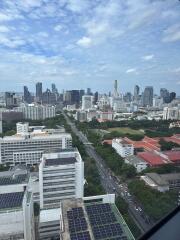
[107,127,144,135]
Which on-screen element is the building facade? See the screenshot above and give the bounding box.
[39,149,84,209]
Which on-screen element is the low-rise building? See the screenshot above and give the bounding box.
[141,172,180,192]
[0,122,72,165]
[125,155,148,173]
[112,138,134,158]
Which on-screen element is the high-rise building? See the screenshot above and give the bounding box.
[5,92,18,108]
[42,88,57,105]
[36,82,42,102]
[94,91,99,104]
[134,85,140,101]
[0,122,72,165]
[114,80,119,97]
[70,90,80,105]
[170,92,176,102]
[39,148,84,209]
[160,88,170,103]
[82,95,94,110]
[87,88,91,95]
[142,86,153,107]
[79,89,85,101]
[23,86,32,104]
[15,103,56,120]
[51,83,58,94]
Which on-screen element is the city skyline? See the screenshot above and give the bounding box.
[0,0,180,93]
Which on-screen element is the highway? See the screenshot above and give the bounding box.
[62,112,153,233]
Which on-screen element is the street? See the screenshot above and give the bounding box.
[63,112,153,233]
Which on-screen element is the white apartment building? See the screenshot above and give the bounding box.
[75,111,87,122]
[0,191,35,240]
[112,138,134,158]
[82,95,94,110]
[15,103,56,120]
[39,148,84,209]
[0,122,72,165]
[163,106,180,120]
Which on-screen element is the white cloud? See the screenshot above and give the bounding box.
[0,25,10,32]
[142,54,154,61]
[162,24,180,42]
[126,68,137,74]
[76,36,92,48]
[66,0,90,13]
[54,24,63,32]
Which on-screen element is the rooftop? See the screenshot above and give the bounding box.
[45,157,77,166]
[125,155,147,165]
[138,152,167,166]
[146,173,168,186]
[0,192,24,210]
[0,167,28,186]
[61,198,134,240]
[163,151,180,162]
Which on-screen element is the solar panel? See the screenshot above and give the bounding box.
[0,192,24,209]
[67,207,84,219]
[92,223,123,239]
[70,231,91,240]
[89,212,116,226]
[68,217,87,233]
[86,203,111,215]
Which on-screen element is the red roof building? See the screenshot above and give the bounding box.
[137,152,168,167]
[163,151,180,164]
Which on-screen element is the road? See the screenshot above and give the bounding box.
[62,112,153,233]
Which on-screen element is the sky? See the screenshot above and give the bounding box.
[0,0,180,94]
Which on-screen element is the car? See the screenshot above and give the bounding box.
[138,207,142,212]
[134,206,139,211]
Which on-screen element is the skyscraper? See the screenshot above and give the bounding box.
[143,86,153,107]
[87,88,91,95]
[134,85,140,101]
[51,83,58,94]
[160,88,170,103]
[170,92,176,102]
[23,86,32,104]
[114,80,119,97]
[36,82,42,102]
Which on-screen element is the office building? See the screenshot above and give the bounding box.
[51,83,58,94]
[134,85,140,101]
[160,88,170,103]
[142,86,153,107]
[24,86,32,104]
[170,92,176,102]
[113,80,119,97]
[36,82,42,102]
[5,92,18,108]
[79,89,85,101]
[39,148,84,209]
[112,138,134,158]
[15,103,56,120]
[87,88,91,95]
[0,122,72,165]
[70,90,80,105]
[82,95,94,110]
[42,88,57,105]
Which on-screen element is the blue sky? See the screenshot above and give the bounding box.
[0,0,180,94]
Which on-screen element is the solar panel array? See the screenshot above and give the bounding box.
[0,174,27,185]
[86,203,128,240]
[0,192,24,209]
[67,207,91,240]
